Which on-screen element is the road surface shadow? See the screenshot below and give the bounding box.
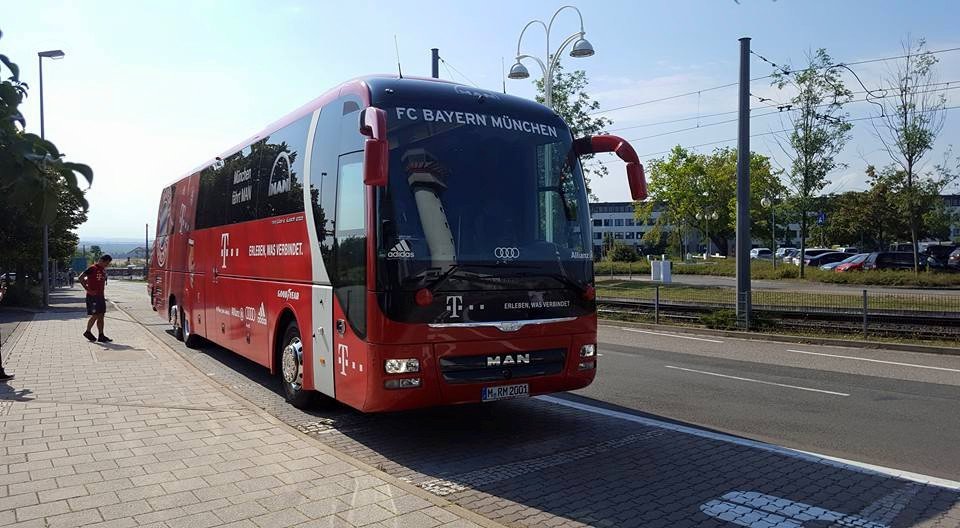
[165,330,960,528]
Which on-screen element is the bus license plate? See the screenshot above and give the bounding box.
[482,383,529,402]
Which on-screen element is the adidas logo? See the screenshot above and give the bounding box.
[256,303,267,325]
[387,240,415,259]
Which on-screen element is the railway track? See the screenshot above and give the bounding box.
[598,297,960,339]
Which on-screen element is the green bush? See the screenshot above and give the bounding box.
[593,257,960,287]
[701,309,737,329]
[805,268,960,287]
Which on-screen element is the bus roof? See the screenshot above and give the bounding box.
[162,75,559,188]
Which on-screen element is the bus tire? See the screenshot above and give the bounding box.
[171,303,184,341]
[279,322,313,409]
[181,307,200,349]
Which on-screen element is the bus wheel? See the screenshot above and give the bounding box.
[171,304,184,341]
[181,308,200,349]
[279,323,314,408]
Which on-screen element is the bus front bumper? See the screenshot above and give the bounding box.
[357,332,597,413]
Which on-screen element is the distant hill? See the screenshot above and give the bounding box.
[79,239,153,258]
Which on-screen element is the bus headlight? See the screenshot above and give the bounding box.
[385,358,420,374]
[579,344,596,358]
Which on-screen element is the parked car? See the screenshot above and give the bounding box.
[0,272,15,285]
[806,252,848,268]
[862,252,916,271]
[775,247,796,260]
[832,253,869,272]
[949,248,960,269]
[889,242,914,252]
[921,244,957,269]
[833,246,859,254]
[780,248,799,261]
[750,248,772,259]
[790,248,832,265]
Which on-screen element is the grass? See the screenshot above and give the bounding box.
[596,279,960,312]
[593,258,960,287]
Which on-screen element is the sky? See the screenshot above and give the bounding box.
[4,0,959,240]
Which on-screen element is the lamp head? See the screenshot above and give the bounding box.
[507,61,530,80]
[570,37,595,58]
[38,50,65,60]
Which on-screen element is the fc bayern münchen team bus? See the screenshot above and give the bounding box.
[149,75,646,412]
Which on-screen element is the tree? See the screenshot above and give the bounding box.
[0,28,93,297]
[636,146,784,257]
[874,38,949,272]
[771,48,853,277]
[534,63,611,197]
[608,241,637,262]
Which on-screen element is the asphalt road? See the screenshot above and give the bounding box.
[581,324,960,478]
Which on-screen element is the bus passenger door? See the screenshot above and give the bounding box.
[330,152,369,409]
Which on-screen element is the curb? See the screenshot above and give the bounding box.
[601,318,960,356]
[111,300,508,528]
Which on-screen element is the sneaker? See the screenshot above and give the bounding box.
[97,335,113,343]
[83,331,96,342]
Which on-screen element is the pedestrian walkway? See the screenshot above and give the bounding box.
[0,288,495,528]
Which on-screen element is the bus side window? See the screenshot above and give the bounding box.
[224,144,261,225]
[196,166,227,229]
[256,115,311,220]
[334,152,366,337]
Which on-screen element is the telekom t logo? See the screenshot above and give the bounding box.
[338,344,349,375]
[220,233,230,268]
[446,296,463,318]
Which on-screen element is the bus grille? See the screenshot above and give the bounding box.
[438,348,566,384]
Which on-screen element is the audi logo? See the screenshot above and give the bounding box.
[494,247,520,259]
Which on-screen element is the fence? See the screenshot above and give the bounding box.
[597,284,960,339]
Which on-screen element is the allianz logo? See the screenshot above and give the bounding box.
[486,353,530,367]
[387,240,415,259]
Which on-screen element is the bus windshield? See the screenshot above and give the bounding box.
[377,105,593,291]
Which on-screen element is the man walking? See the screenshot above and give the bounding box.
[79,255,112,343]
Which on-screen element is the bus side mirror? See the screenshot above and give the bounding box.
[574,134,647,201]
[360,107,389,187]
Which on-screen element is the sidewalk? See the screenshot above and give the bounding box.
[0,288,495,528]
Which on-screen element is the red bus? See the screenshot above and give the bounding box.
[149,76,646,412]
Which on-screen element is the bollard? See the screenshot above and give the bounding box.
[862,289,868,338]
[628,262,632,280]
[655,285,660,325]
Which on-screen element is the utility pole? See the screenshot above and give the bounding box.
[40,55,49,307]
[431,48,439,79]
[735,37,752,330]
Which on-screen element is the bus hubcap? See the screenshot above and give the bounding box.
[282,337,303,388]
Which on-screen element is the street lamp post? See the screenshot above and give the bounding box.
[38,49,65,307]
[762,196,777,268]
[507,5,595,108]
[508,7,594,241]
[696,210,719,259]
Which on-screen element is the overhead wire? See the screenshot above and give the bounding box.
[590,46,960,116]
[599,104,960,160]
[617,85,959,144]
[605,80,958,133]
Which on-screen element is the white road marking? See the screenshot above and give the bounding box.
[700,486,918,528]
[664,365,851,396]
[786,349,960,373]
[537,395,960,490]
[619,327,724,343]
